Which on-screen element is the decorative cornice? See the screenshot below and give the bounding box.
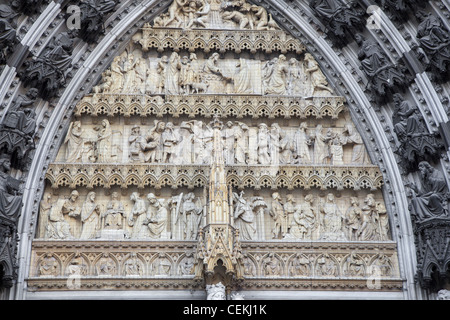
[136,26,306,54]
[45,163,384,191]
[75,93,347,119]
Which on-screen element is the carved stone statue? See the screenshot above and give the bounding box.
[287,194,316,240]
[21,32,74,99]
[124,253,143,276]
[109,56,124,93]
[269,123,281,165]
[128,125,147,163]
[357,194,381,241]
[0,87,38,170]
[0,4,19,65]
[257,123,270,165]
[233,192,256,240]
[79,191,101,239]
[308,0,365,48]
[264,54,289,95]
[377,0,426,23]
[392,93,441,173]
[75,0,118,43]
[293,122,311,164]
[4,88,38,136]
[279,129,294,165]
[61,190,81,238]
[319,193,345,240]
[223,121,235,165]
[341,123,370,164]
[166,52,182,94]
[263,252,281,276]
[408,161,449,222]
[270,192,287,239]
[161,122,179,163]
[146,193,168,239]
[304,53,333,96]
[64,121,84,163]
[145,120,165,163]
[287,58,307,96]
[355,33,408,103]
[234,122,248,164]
[11,0,48,16]
[437,289,450,300]
[233,58,252,94]
[43,194,72,240]
[0,156,22,222]
[102,191,126,231]
[415,10,450,83]
[94,119,112,163]
[181,192,203,240]
[327,128,344,165]
[311,124,330,164]
[128,192,149,239]
[289,253,311,276]
[344,197,361,241]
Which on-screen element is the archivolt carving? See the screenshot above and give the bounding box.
[45,163,384,191]
[75,94,345,120]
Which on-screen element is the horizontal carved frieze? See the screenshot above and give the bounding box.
[28,240,401,291]
[75,94,346,120]
[135,27,306,55]
[45,163,384,191]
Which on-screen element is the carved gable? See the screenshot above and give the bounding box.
[29,0,402,295]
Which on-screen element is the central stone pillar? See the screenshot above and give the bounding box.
[193,116,244,297]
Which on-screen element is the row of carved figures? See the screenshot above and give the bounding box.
[64,119,370,166]
[35,249,395,280]
[37,190,389,242]
[152,0,280,31]
[93,51,333,96]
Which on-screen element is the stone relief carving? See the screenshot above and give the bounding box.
[0,155,23,287]
[63,119,122,164]
[415,10,450,83]
[37,188,391,243]
[308,0,365,48]
[152,0,278,31]
[0,87,38,170]
[92,50,333,97]
[408,161,449,223]
[61,119,371,167]
[355,33,410,104]
[71,0,119,44]
[20,32,74,100]
[392,93,442,173]
[30,0,399,293]
[0,4,19,65]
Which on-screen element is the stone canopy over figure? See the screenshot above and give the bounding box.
[415,10,450,83]
[308,0,365,48]
[355,33,409,104]
[391,93,442,173]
